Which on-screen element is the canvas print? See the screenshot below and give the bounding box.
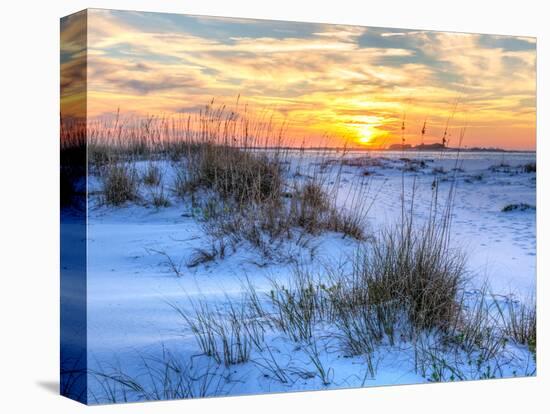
[60,9,536,405]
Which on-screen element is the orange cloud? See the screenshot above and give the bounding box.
[81,9,536,150]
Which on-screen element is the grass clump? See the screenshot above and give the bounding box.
[89,144,114,171]
[497,297,536,354]
[181,156,368,265]
[151,185,171,208]
[90,350,229,403]
[100,163,139,206]
[266,270,327,342]
[291,182,330,234]
[142,162,162,186]
[172,163,192,199]
[300,182,329,211]
[191,144,283,204]
[359,221,465,331]
[326,208,366,240]
[171,299,262,367]
[290,181,366,240]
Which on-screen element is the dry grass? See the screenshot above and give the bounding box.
[366,222,465,330]
[170,298,262,367]
[497,296,536,353]
[150,185,171,208]
[142,162,162,186]
[190,144,283,204]
[84,102,369,247]
[89,349,230,403]
[100,162,139,206]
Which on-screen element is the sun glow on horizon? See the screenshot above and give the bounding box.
[347,114,389,147]
[353,124,385,147]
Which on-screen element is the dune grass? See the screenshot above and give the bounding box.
[89,349,230,403]
[100,162,139,206]
[82,102,371,262]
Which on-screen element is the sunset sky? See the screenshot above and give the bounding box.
[62,9,536,150]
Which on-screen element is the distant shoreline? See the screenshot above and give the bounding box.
[248,146,535,153]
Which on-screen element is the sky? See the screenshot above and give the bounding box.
[62,9,536,150]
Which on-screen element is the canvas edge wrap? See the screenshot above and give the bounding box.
[60,9,88,405]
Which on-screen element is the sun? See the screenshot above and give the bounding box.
[356,124,379,146]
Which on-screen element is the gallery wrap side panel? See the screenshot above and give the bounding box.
[60,9,88,405]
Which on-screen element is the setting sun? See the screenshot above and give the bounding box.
[357,127,375,145]
[353,124,386,146]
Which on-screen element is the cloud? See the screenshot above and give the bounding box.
[82,9,536,149]
[61,11,87,117]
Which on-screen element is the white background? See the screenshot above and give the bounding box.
[0,0,546,412]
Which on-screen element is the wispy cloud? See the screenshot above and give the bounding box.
[83,9,536,149]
